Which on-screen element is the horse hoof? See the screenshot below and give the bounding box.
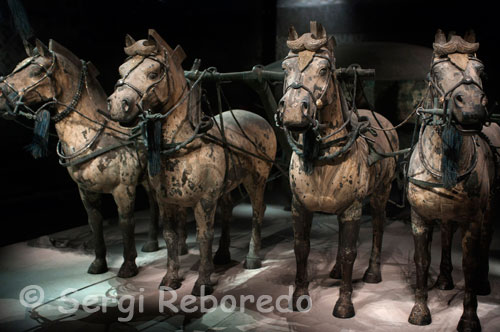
[363,268,382,284]
[141,241,159,252]
[191,282,214,296]
[213,250,231,265]
[408,303,431,325]
[457,315,481,332]
[117,261,138,278]
[435,274,454,290]
[476,280,491,296]
[159,277,182,290]
[179,244,189,256]
[244,257,262,269]
[333,298,355,318]
[292,288,311,312]
[329,264,341,279]
[87,258,108,274]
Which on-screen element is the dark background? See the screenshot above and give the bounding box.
[0,0,498,246]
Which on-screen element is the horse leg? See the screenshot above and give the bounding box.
[177,207,189,256]
[363,186,391,283]
[457,220,482,332]
[80,188,108,274]
[159,204,182,290]
[333,200,362,319]
[435,220,458,290]
[329,229,342,279]
[244,177,267,269]
[476,204,492,296]
[292,195,313,311]
[408,209,433,325]
[191,199,216,296]
[141,180,160,252]
[214,193,233,265]
[112,185,138,278]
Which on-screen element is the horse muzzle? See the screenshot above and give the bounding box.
[280,97,313,133]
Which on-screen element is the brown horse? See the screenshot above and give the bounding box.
[406,30,499,332]
[276,22,398,317]
[0,39,173,278]
[107,30,277,295]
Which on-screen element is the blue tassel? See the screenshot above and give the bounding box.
[26,109,51,159]
[147,120,162,176]
[441,124,463,189]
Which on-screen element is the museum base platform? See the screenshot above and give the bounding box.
[0,203,499,331]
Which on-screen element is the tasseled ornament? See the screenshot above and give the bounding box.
[441,124,463,189]
[26,109,51,159]
[147,120,162,176]
[302,128,319,175]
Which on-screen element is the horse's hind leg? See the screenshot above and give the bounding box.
[457,220,482,332]
[112,185,138,278]
[141,180,160,252]
[333,200,361,319]
[243,176,267,269]
[214,193,234,265]
[80,188,108,274]
[292,196,313,311]
[435,220,458,290]
[363,186,391,283]
[408,209,433,326]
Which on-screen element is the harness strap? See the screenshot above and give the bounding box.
[58,139,136,168]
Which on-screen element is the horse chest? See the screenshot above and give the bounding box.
[289,153,370,213]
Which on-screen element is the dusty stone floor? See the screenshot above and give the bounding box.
[0,203,499,331]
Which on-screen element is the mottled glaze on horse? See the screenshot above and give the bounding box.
[277,22,398,318]
[407,30,500,332]
[0,39,168,278]
[107,30,277,295]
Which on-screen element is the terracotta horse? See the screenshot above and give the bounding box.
[107,30,277,295]
[276,22,398,317]
[406,30,499,332]
[0,39,172,278]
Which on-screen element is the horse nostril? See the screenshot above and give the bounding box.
[301,100,309,111]
[122,99,129,112]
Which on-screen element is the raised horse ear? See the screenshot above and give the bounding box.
[288,25,298,41]
[434,29,446,44]
[327,35,336,51]
[172,45,186,66]
[310,21,326,39]
[35,39,49,57]
[23,39,35,57]
[86,61,100,79]
[125,34,136,47]
[148,28,175,54]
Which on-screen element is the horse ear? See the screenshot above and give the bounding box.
[23,39,35,57]
[148,28,174,54]
[464,29,476,43]
[327,35,336,50]
[173,45,186,66]
[434,29,446,44]
[35,39,49,57]
[288,25,298,41]
[86,61,100,78]
[125,34,135,47]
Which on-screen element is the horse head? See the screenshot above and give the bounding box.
[107,29,186,126]
[277,21,337,133]
[431,29,487,133]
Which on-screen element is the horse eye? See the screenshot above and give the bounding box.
[319,68,327,76]
[148,72,158,80]
[31,68,43,77]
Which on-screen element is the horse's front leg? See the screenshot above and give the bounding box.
[292,196,313,311]
[177,207,189,255]
[408,209,433,326]
[329,229,342,279]
[79,188,108,274]
[435,219,458,290]
[192,199,217,296]
[159,203,183,289]
[477,205,492,296]
[333,200,361,319]
[112,185,138,278]
[457,220,482,332]
[141,180,160,252]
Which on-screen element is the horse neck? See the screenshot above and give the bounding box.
[53,59,108,148]
[421,124,475,173]
[159,73,194,143]
[318,80,349,154]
